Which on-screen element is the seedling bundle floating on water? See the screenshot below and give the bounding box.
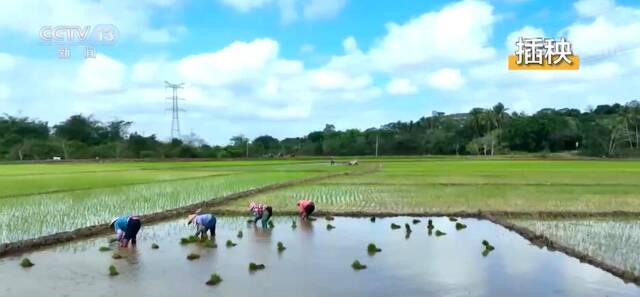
[405,223,412,233]
[268,221,275,228]
[99,246,111,252]
[435,230,446,236]
[455,222,467,230]
[291,220,297,229]
[326,224,336,230]
[277,241,286,252]
[151,243,159,249]
[325,215,335,221]
[351,260,367,270]
[249,262,266,271]
[206,273,222,286]
[181,235,199,245]
[449,217,458,222]
[482,240,495,252]
[390,223,401,230]
[111,253,123,259]
[187,253,201,260]
[370,217,376,222]
[20,258,34,268]
[427,220,434,230]
[226,240,237,247]
[237,230,243,238]
[108,265,119,276]
[412,219,421,224]
[367,243,382,254]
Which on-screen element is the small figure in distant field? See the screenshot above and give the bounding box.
[188,212,217,239]
[297,199,315,220]
[330,156,336,165]
[249,202,273,228]
[110,215,142,248]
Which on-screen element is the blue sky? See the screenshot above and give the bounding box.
[1,0,639,144]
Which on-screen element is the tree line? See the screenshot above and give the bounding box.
[1,101,639,161]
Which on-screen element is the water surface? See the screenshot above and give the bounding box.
[1,216,638,297]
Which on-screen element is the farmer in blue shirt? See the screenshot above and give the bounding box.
[110,215,142,247]
[187,212,217,239]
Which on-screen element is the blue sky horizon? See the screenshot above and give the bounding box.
[1,0,639,144]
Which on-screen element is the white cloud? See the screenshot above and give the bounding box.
[368,0,496,72]
[303,0,347,20]
[386,78,418,95]
[219,0,272,12]
[575,0,615,17]
[76,54,125,94]
[307,69,371,91]
[0,53,19,72]
[505,26,545,51]
[426,68,466,90]
[299,43,315,54]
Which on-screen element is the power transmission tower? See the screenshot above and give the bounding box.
[165,81,185,139]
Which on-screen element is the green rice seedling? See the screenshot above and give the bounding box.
[308,217,317,221]
[455,222,467,230]
[151,243,159,249]
[427,219,434,230]
[412,219,421,224]
[111,253,123,259]
[226,240,237,247]
[20,258,34,268]
[435,230,446,236]
[108,237,118,243]
[237,230,243,238]
[268,221,275,228]
[181,235,199,245]
[206,273,222,286]
[204,240,217,248]
[325,215,335,221]
[351,260,367,270]
[187,253,201,260]
[390,223,401,230]
[99,246,111,252]
[370,217,376,222]
[277,241,286,252]
[449,217,458,222]
[367,243,382,254]
[108,265,119,276]
[405,223,412,233]
[326,224,336,230]
[249,262,266,271]
[291,220,297,229]
[247,219,254,224]
[482,240,495,251]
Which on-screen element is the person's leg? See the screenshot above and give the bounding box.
[262,207,272,228]
[129,219,142,246]
[254,214,263,224]
[208,216,217,237]
[305,204,315,218]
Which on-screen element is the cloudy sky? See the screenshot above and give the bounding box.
[0,0,639,144]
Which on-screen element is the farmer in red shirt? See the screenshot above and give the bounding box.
[297,199,315,220]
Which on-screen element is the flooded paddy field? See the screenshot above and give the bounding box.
[1,216,638,297]
[511,218,640,275]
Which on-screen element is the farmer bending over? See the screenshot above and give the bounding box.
[110,215,142,248]
[188,212,217,239]
[297,199,315,220]
[249,202,273,228]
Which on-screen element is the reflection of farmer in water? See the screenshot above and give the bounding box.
[187,212,217,239]
[297,199,315,220]
[249,202,273,228]
[110,215,142,248]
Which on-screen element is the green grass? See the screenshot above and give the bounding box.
[0,160,356,243]
[221,159,640,213]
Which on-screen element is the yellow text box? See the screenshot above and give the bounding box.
[507,55,580,70]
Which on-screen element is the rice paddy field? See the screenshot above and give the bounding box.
[0,160,359,243]
[2,157,640,292]
[220,159,640,213]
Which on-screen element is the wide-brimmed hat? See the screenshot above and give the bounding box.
[187,214,197,225]
[109,217,118,227]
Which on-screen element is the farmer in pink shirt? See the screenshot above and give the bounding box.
[297,199,315,220]
[249,202,273,228]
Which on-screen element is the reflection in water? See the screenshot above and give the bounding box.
[0,216,638,297]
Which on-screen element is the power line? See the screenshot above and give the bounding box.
[164,81,185,139]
